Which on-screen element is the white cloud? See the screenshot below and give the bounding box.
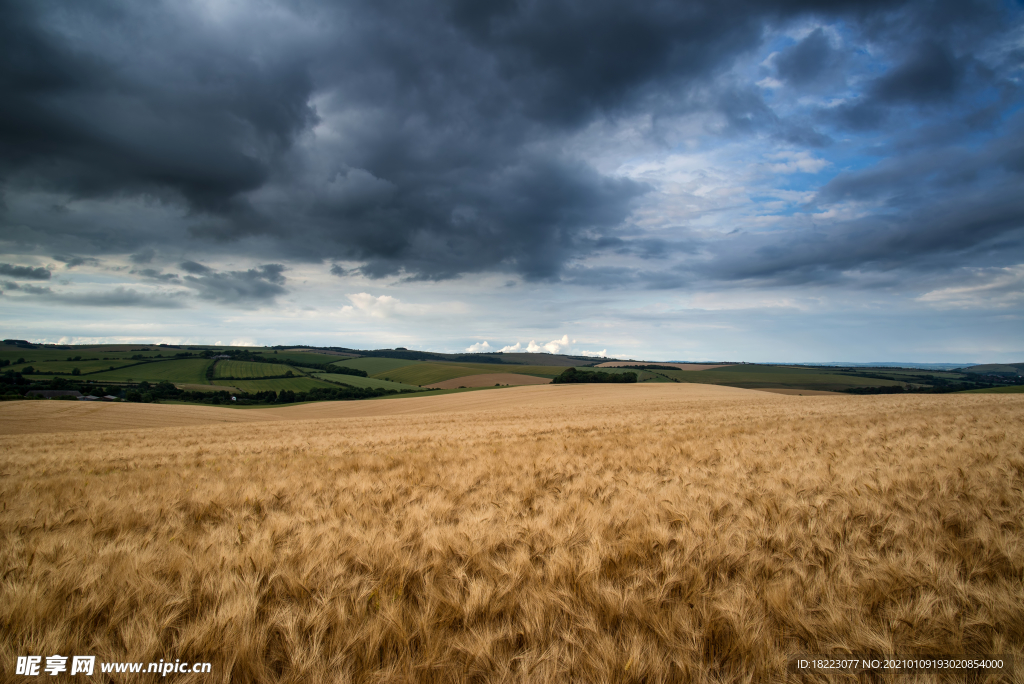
[578,349,608,357]
[916,266,1024,309]
[765,151,830,174]
[499,334,572,354]
[345,292,408,318]
[465,340,492,352]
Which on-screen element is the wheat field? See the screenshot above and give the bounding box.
[1,385,1023,683]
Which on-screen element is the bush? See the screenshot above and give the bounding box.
[330,366,369,377]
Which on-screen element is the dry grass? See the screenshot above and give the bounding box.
[1,387,1023,683]
[755,389,844,396]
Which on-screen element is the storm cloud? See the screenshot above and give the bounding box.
[0,263,50,280]
[0,0,1021,296]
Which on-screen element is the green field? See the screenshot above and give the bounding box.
[211,377,336,393]
[310,373,422,391]
[213,361,296,379]
[81,359,214,384]
[5,359,142,375]
[716,365,967,382]
[961,364,1024,377]
[659,365,907,391]
[1,347,178,367]
[427,361,568,378]
[373,362,571,386]
[267,352,352,366]
[841,368,966,380]
[366,363,487,386]
[331,357,422,375]
[960,385,1024,393]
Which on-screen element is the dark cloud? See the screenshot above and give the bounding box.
[0,0,1020,290]
[0,2,316,212]
[131,268,180,282]
[0,263,50,280]
[181,264,287,304]
[3,284,182,306]
[775,28,845,88]
[870,43,964,104]
[129,249,155,264]
[179,261,212,275]
[702,179,1024,286]
[53,255,99,268]
[22,285,54,295]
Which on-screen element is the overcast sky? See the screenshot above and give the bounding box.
[1,0,1022,362]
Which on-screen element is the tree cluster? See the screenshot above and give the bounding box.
[551,368,637,384]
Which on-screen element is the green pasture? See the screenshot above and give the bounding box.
[711,364,835,375]
[5,359,141,375]
[332,357,422,375]
[310,373,421,391]
[485,353,595,367]
[0,347,173,365]
[960,385,1024,393]
[660,366,907,391]
[850,370,966,380]
[211,377,336,393]
[369,363,500,386]
[430,361,568,378]
[213,360,296,379]
[82,359,214,384]
[269,351,351,366]
[961,364,1024,376]
[373,362,570,386]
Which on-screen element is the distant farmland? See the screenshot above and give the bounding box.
[4,359,139,375]
[331,357,422,375]
[211,376,336,393]
[658,365,909,392]
[213,360,295,379]
[271,351,352,366]
[378,362,567,386]
[310,373,421,391]
[81,358,213,384]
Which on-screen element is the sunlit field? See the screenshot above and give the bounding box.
[1,385,1022,683]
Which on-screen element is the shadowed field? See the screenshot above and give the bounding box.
[1,387,1022,683]
[424,373,553,389]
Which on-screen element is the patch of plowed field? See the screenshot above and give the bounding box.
[424,373,553,389]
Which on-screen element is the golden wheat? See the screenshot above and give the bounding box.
[1,387,1022,683]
